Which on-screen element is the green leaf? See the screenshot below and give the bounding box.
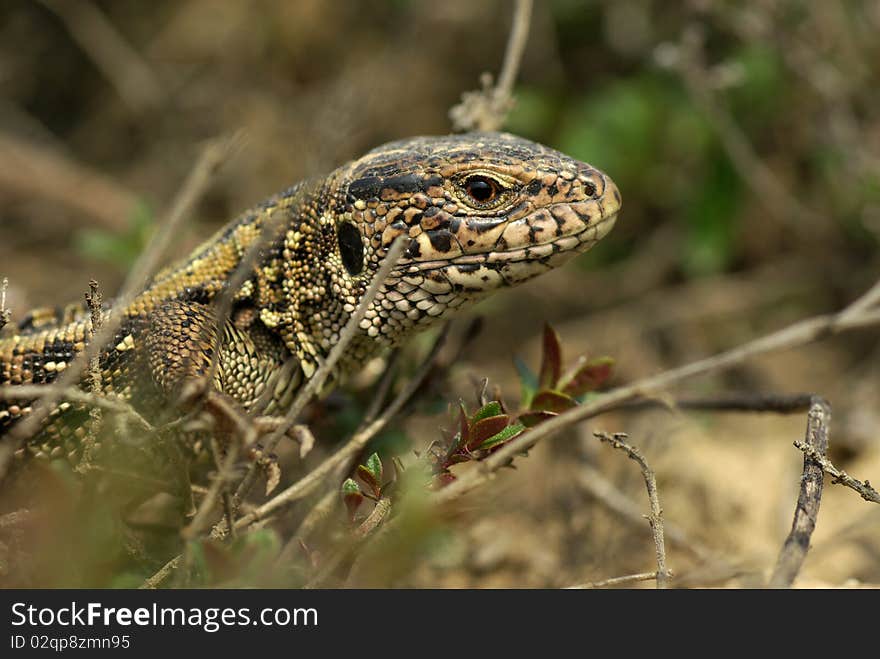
[471,401,503,424]
[478,423,526,450]
[364,452,383,483]
[538,324,563,390]
[342,478,361,497]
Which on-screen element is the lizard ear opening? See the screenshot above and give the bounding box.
[338,221,365,276]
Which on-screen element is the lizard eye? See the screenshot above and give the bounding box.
[338,221,364,275]
[464,175,499,204]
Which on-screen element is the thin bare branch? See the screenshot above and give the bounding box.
[304,497,392,589]
[665,25,824,230]
[37,0,165,113]
[0,384,152,432]
[622,391,816,415]
[77,279,104,470]
[769,398,831,587]
[140,555,180,590]
[794,440,880,506]
[0,278,9,332]
[566,571,661,589]
[0,132,139,231]
[592,431,671,588]
[449,0,532,131]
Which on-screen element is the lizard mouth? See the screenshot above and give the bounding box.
[393,209,619,289]
[373,210,617,334]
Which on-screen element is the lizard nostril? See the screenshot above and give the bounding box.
[583,181,597,197]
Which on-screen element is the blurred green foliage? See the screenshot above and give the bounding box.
[75,201,155,268]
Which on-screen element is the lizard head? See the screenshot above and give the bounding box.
[279,132,620,362]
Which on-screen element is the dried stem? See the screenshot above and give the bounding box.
[669,25,823,230]
[37,0,164,113]
[0,384,152,432]
[449,0,532,131]
[769,398,831,587]
[592,431,671,588]
[793,441,880,505]
[140,556,180,590]
[567,571,662,589]
[576,461,715,563]
[77,279,104,470]
[303,497,392,589]
[621,391,816,415]
[0,277,9,332]
[0,131,140,231]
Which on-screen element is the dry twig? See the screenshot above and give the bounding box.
[0,278,9,333]
[303,497,393,589]
[0,132,140,231]
[449,0,532,131]
[77,280,104,470]
[793,441,880,506]
[37,0,164,113]
[567,571,662,589]
[592,431,671,588]
[769,398,831,587]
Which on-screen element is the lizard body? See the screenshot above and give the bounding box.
[0,132,620,462]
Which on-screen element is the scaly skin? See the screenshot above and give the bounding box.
[0,132,620,461]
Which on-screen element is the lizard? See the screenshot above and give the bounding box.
[0,132,620,466]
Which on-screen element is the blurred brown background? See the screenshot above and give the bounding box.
[1,0,878,587]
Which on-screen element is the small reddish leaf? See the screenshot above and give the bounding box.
[530,390,578,413]
[538,324,563,390]
[561,357,614,397]
[478,422,525,450]
[519,410,557,427]
[466,414,511,450]
[357,462,382,497]
[457,402,470,450]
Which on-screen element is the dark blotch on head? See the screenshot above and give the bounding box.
[383,174,422,194]
[426,230,453,253]
[348,176,383,200]
[525,179,543,196]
